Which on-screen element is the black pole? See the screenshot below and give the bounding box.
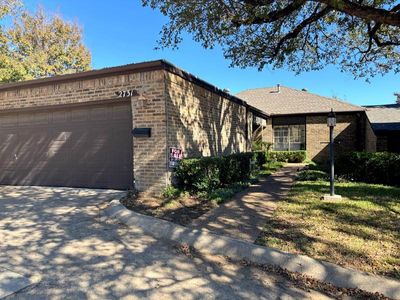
[329,125,334,196]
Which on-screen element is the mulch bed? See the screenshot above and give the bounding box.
[120,190,217,226]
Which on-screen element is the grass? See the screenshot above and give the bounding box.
[256,181,400,279]
[199,182,249,204]
[259,161,286,177]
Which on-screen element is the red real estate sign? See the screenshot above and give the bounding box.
[169,147,184,168]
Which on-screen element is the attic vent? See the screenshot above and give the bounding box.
[302,88,308,92]
[395,93,400,104]
[270,84,281,93]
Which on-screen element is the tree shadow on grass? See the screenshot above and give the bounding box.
[257,181,400,280]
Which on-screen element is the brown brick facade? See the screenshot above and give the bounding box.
[0,62,253,196]
[260,113,368,161]
[165,72,249,158]
[306,114,360,161]
[0,60,375,195]
[365,118,377,152]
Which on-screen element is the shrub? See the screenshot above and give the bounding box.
[269,151,307,163]
[174,157,221,192]
[174,152,258,192]
[297,170,329,181]
[336,152,400,186]
[252,141,272,152]
[162,185,182,199]
[252,151,269,168]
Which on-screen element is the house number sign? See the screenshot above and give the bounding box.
[115,89,139,98]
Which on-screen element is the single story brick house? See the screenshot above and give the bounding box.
[0,60,267,195]
[363,95,400,153]
[0,60,379,195]
[236,85,376,162]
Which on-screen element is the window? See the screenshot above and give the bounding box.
[273,125,305,151]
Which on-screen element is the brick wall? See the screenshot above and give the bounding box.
[0,67,254,196]
[131,73,168,195]
[306,114,359,162]
[263,119,273,144]
[364,118,377,152]
[0,69,168,195]
[377,136,388,151]
[164,71,249,159]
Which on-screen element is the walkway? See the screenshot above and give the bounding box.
[190,164,304,242]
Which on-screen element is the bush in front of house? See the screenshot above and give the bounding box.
[161,185,182,199]
[297,170,329,181]
[252,151,269,168]
[174,152,260,193]
[336,152,400,186]
[269,150,307,163]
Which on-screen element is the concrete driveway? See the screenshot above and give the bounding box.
[0,186,329,299]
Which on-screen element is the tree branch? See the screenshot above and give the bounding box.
[315,0,400,27]
[233,0,307,25]
[272,6,332,56]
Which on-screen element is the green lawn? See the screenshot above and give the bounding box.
[258,161,286,177]
[256,181,400,279]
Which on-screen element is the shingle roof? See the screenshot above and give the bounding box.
[236,86,365,116]
[363,103,400,132]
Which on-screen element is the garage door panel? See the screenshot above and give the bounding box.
[52,110,71,123]
[90,107,111,121]
[0,102,133,189]
[112,104,132,119]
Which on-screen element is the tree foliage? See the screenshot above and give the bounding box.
[0,0,19,18]
[0,5,91,82]
[143,0,400,78]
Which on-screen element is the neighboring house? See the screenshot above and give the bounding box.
[363,95,400,153]
[237,85,376,162]
[0,60,266,196]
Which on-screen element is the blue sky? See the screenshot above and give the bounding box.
[24,0,399,106]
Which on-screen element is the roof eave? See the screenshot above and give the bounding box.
[0,60,167,91]
[269,109,365,117]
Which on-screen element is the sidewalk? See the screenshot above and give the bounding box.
[190,164,304,242]
[103,198,400,299]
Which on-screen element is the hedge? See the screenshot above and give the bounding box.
[269,151,307,163]
[336,152,400,186]
[174,152,263,192]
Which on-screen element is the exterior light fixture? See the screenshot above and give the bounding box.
[327,109,337,127]
[323,109,342,200]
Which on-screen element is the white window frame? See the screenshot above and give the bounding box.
[273,124,305,151]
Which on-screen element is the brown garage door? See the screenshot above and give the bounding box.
[0,101,133,189]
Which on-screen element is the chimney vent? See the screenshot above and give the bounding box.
[395,93,400,104]
[277,84,281,93]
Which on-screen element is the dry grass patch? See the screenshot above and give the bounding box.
[256,181,400,280]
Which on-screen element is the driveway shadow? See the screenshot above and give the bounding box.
[0,185,327,299]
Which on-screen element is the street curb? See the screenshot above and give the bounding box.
[0,267,38,299]
[103,200,400,299]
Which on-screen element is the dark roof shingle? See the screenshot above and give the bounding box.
[363,103,400,132]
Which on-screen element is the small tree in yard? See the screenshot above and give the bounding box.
[0,3,91,82]
[143,0,400,78]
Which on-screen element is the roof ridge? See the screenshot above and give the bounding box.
[281,86,363,110]
[237,85,363,110]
